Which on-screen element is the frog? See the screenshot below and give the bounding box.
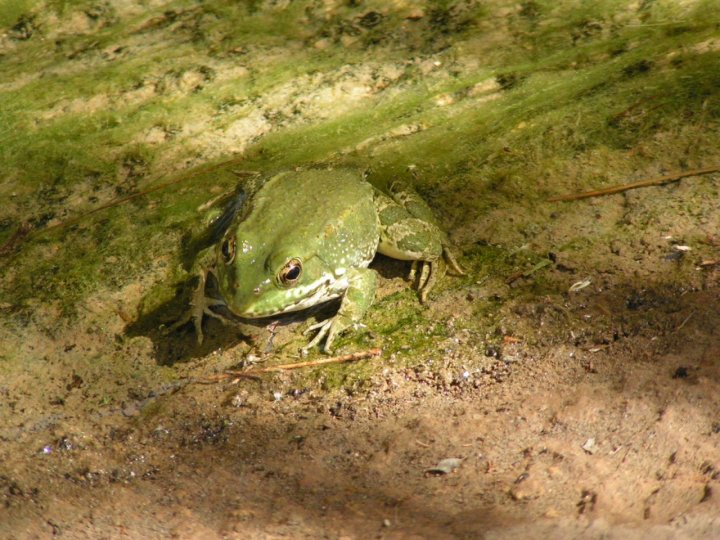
[172,168,464,353]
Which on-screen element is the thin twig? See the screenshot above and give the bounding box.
[243,347,382,373]
[198,372,263,383]
[676,311,694,332]
[548,166,720,202]
[198,348,382,384]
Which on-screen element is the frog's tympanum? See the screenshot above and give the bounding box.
[173,168,463,352]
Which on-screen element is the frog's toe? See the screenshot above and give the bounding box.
[166,312,206,345]
[181,314,205,345]
[303,314,356,354]
[443,246,466,276]
[417,261,431,290]
[407,260,418,281]
[302,319,333,353]
[201,298,232,321]
[168,296,229,345]
[417,259,446,304]
[166,310,193,336]
[198,299,233,338]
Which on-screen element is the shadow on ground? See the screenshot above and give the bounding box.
[5,276,720,539]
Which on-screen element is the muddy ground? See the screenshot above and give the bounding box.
[2,1,720,539]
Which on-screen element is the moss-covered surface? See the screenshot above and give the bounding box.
[2,1,720,537]
[2,0,717,336]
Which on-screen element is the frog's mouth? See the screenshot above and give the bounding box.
[228,272,346,319]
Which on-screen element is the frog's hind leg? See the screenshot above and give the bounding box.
[389,180,441,227]
[374,189,445,302]
[389,180,465,278]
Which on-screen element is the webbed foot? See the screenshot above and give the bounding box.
[302,314,360,354]
[167,270,232,344]
[301,268,377,354]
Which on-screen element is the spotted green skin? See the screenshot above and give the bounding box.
[182,168,462,353]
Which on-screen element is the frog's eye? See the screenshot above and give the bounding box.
[220,237,236,264]
[278,258,302,286]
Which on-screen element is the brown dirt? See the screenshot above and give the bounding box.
[3,257,720,539]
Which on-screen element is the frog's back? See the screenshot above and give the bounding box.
[241,169,379,266]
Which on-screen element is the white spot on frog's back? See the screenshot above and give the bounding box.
[241,240,252,254]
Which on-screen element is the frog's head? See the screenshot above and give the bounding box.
[214,231,340,319]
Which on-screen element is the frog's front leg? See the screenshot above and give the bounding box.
[303,267,377,353]
[168,267,236,344]
[168,267,235,344]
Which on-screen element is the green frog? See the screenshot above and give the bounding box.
[173,168,463,353]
